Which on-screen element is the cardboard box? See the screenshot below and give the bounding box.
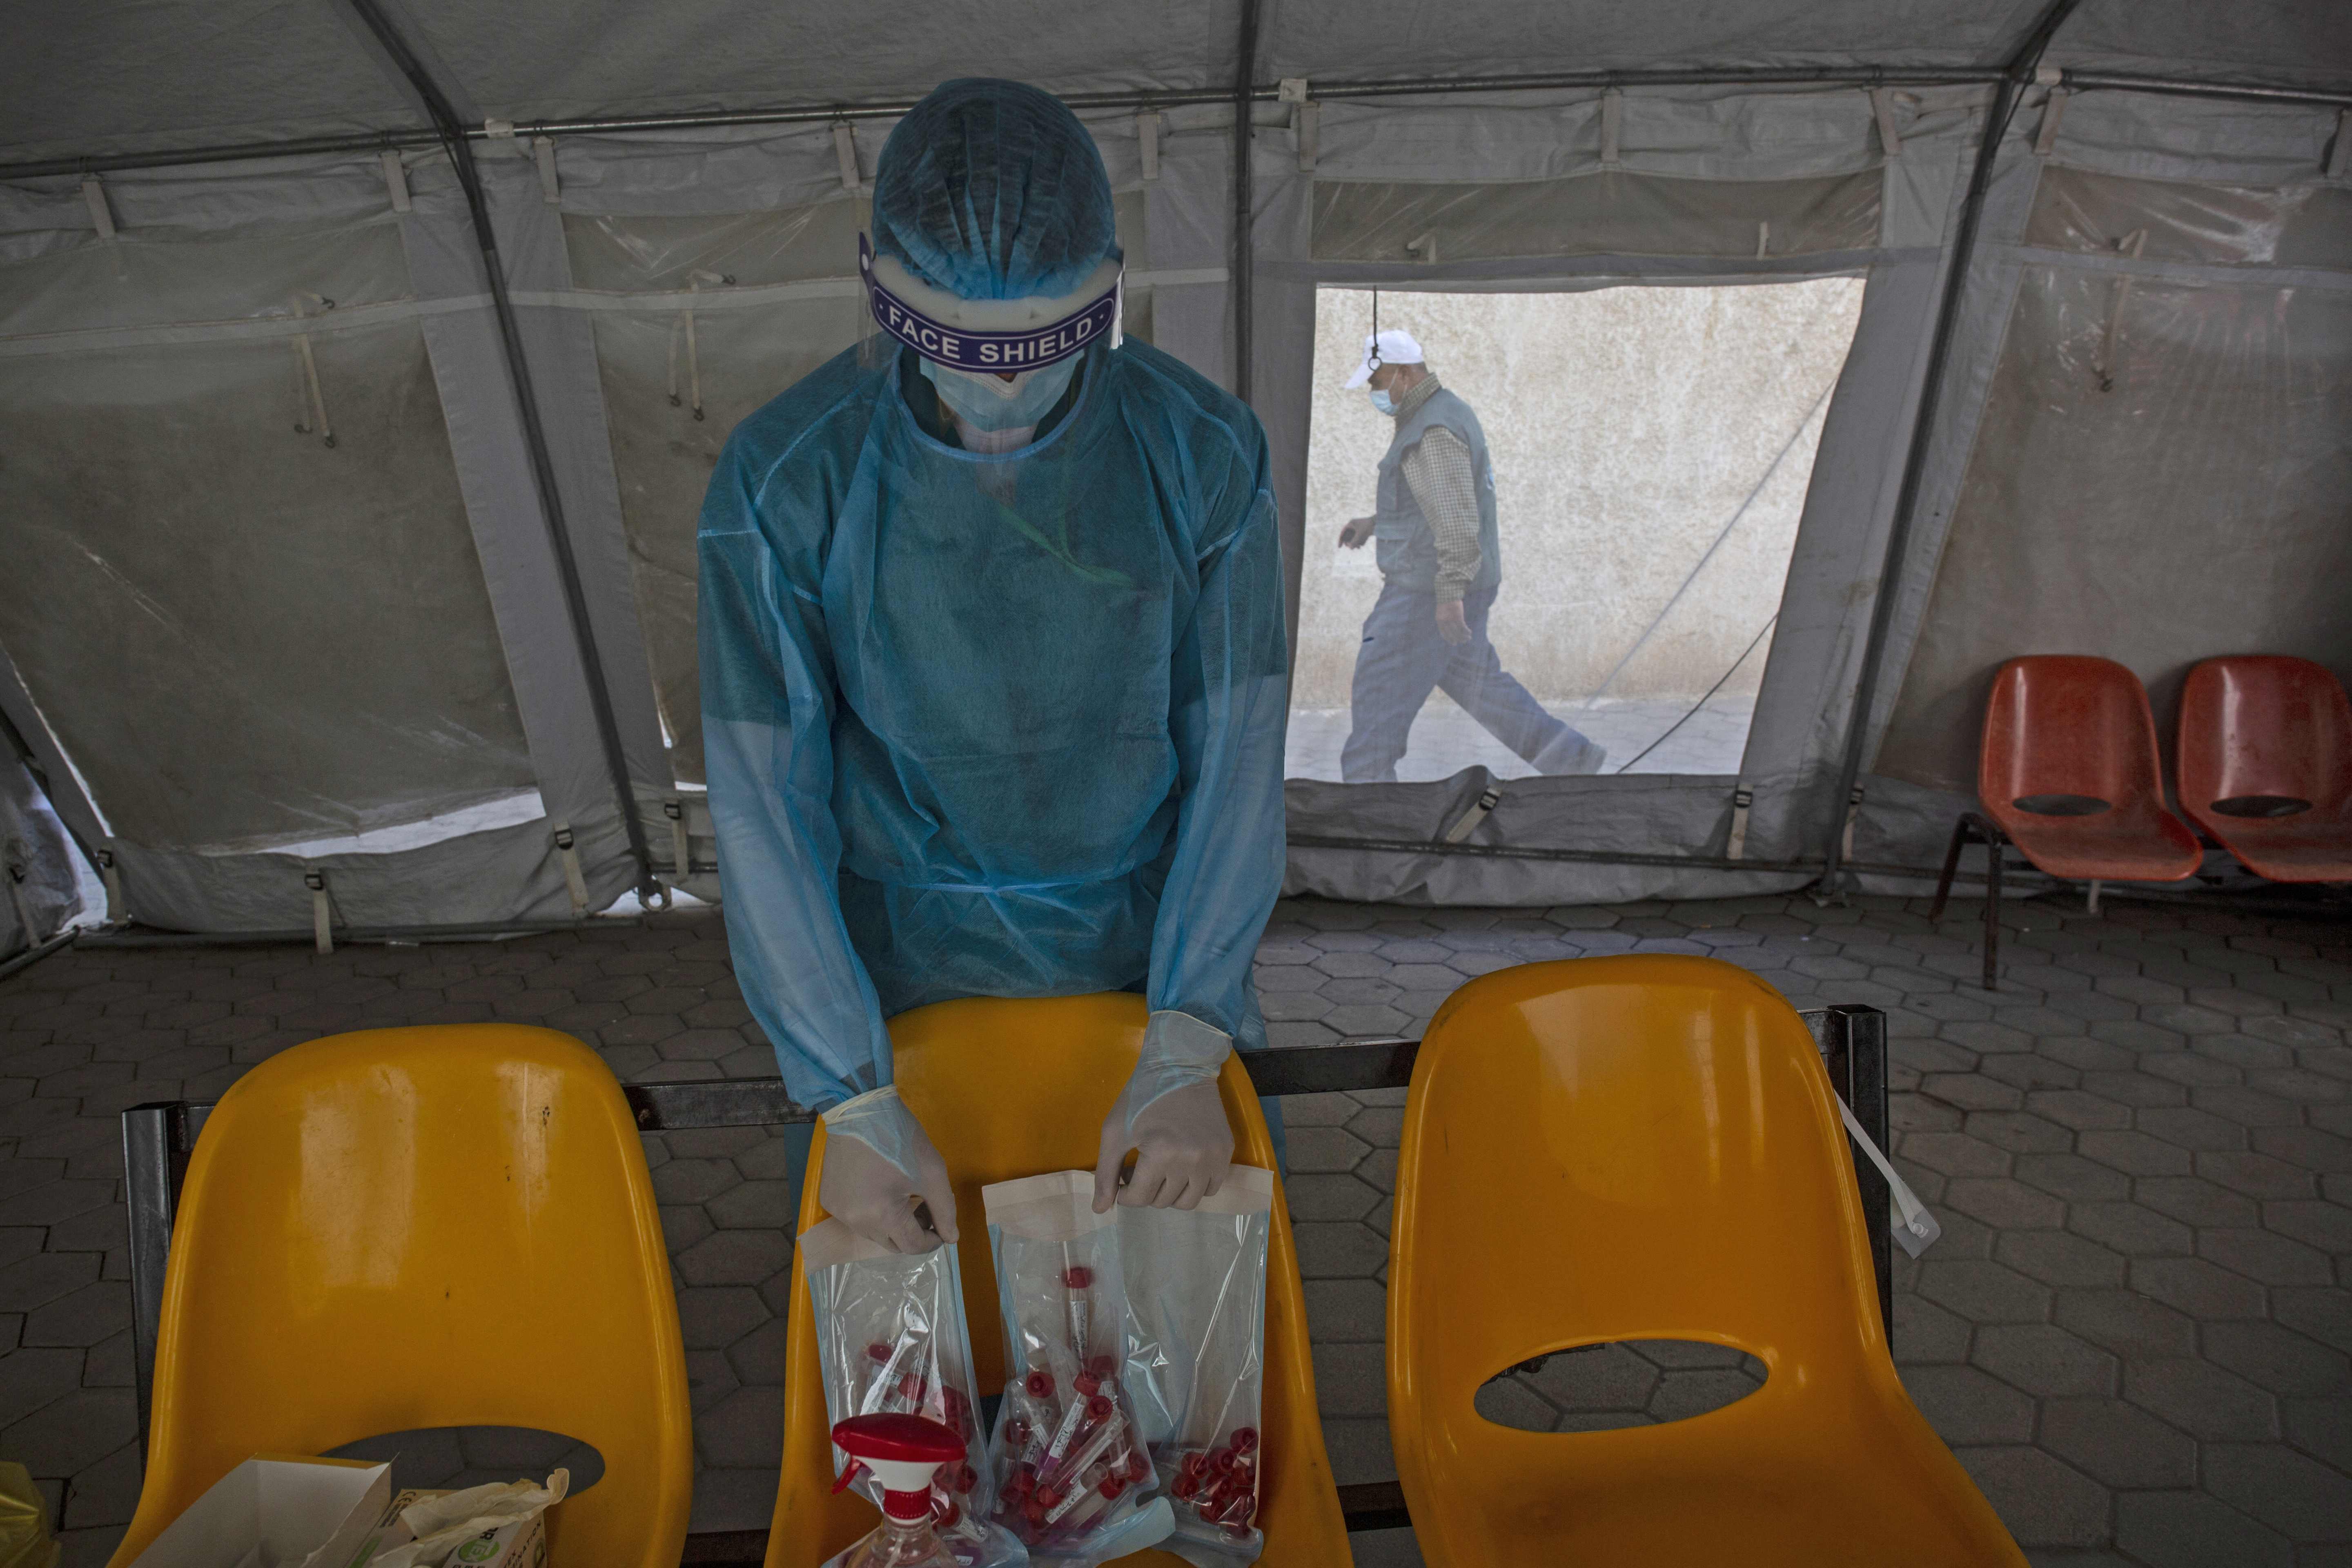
[125,1456,392,1568]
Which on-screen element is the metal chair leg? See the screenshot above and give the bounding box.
[1930,815,1972,924]
[1931,813,2006,991]
[1980,817,2003,992]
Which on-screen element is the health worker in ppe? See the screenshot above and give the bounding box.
[699,78,1288,1255]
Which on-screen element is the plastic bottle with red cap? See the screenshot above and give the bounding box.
[822,1413,970,1568]
[799,1217,1017,1564]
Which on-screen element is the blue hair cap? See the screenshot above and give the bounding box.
[871,78,1118,302]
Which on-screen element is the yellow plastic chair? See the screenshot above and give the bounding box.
[1389,955,2024,1567]
[110,1026,693,1568]
[767,993,1349,1568]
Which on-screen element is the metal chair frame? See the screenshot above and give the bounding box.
[1930,810,2011,990]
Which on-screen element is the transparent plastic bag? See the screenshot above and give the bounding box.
[800,1220,1025,1568]
[1119,1166,1274,1567]
[981,1172,1173,1566]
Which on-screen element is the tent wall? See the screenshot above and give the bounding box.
[1263,86,1982,903]
[18,2,2350,171]
[1,2,2346,929]
[1852,87,2352,881]
[0,154,641,931]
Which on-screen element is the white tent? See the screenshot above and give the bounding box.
[3,0,2348,950]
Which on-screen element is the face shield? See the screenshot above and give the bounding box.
[860,233,1122,455]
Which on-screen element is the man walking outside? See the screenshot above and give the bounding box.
[1337,329,1606,783]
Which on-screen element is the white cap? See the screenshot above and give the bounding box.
[1343,329,1425,388]
[866,1456,947,1505]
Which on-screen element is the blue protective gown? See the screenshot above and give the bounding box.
[699,339,1288,1111]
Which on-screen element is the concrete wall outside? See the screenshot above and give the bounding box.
[1293,279,1868,711]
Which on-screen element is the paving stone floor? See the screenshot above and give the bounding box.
[1,890,2348,1566]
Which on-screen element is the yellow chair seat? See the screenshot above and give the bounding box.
[109,1026,693,1568]
[1390,955,2025,1567]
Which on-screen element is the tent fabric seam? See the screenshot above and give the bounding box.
[0,294,484,355]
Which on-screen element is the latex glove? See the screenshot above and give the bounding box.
[1093,1010,1236,1213]
[818,1086,959,1253]
[1435,597,1471,645]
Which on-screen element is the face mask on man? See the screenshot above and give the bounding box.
[1368,385,1397,416]
[922,356,1081,433]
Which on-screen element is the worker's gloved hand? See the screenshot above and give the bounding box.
[818,1086,959,1254]
[1093,1010,1236,1213]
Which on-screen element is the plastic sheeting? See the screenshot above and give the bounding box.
[0,319,535,851]
[0,147,665,933]
[1875,262,2352,794]
[564,205,869,784]
[1,757,82,956]
[1311,170,1882,264]
[2025,166,2352,271]
[0,219,414,338]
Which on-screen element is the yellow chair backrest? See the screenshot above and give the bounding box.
[110,1026,693,1568]
[766,993,1349,1568]
[1390,955,2024,1568]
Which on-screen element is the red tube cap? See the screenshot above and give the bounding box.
[830,1412,966,1465]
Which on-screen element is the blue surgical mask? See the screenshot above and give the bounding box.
[922,356,1081,434]
[1368,387,1397,415]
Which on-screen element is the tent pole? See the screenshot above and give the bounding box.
[2060,71,2352,109]
[1816,0,2087,895]
[1232,0,1262,404]
[337,0,661,908]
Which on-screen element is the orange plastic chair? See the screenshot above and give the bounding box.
[2178,655,2352,882]
[1389,955,2024,1568]
[1931,657,2201,985]
[766,993,1348,1568]
[109,1027,694,1568]
[1976,655,2202,881]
